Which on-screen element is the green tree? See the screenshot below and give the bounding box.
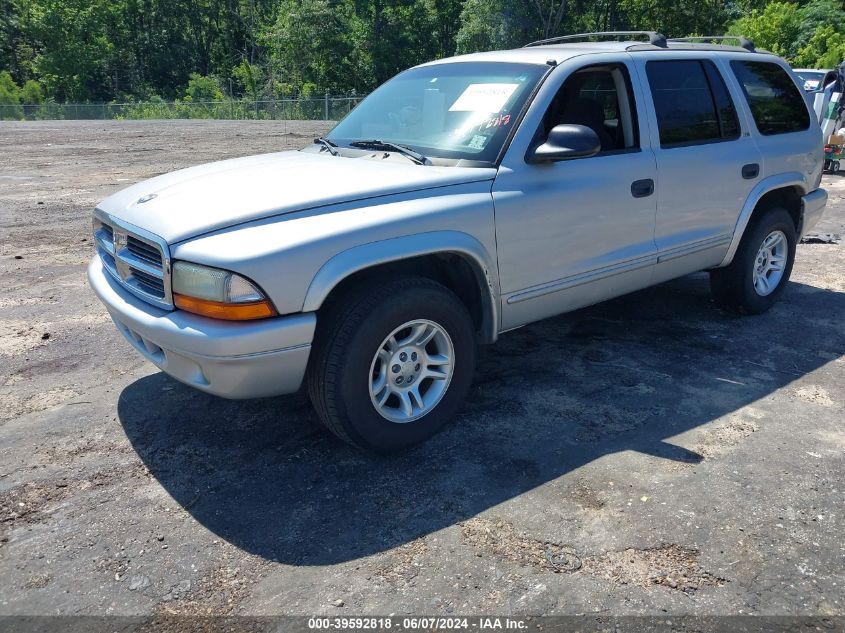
[262,0,365,94]
[796,0,845,52]
[5,0,840,108]
[0,69,22,119]
[0,0,21,78]
[794,25,845,68]
[353,0,437,86]
[183,73,223,101]
[615,0,732,38]
[20,78,43,103]
[20,0,118,100]
[726,2,801,59]
[456,0,540,53]
[456,0,737,53]
[422,0,465,58]
[232,61,262,99]
[0,70,21,103]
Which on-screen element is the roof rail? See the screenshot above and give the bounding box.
[524,31,668,49]
[669,36,756,52]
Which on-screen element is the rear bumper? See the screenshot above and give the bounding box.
[88,256,315,399]
[801,188,827,237]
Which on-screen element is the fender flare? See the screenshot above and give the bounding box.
[302,231,501,342]
[718,172,808,267]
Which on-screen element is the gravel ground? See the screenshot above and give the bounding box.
[0,120,843,618]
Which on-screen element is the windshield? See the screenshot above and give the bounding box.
[327,62,548,165]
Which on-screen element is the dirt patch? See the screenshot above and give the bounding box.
[23,573,52,589]
[461,518,725,594]
[691,414,760,459]
[41,436,131,461]
[793,385,836,407]
[135,615,269,633]
[0,297,52,309]
[460,518,582,572]
[0,319,51,357]
[157,558,268,616]
[581,544,727,593]
[1,462,149,543]
[93,551,132,578]
[0,481,71,527]
[373,537,428,586]
[0,387,81,422]
[568,480,606,510]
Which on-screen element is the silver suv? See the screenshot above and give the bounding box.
[89,32,827,451]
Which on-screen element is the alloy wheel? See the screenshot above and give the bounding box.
[368,319,455,423]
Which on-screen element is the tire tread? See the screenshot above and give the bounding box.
[307,277,465,449]
[710,205,796,314]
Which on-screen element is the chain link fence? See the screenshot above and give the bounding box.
[0,96,364,122]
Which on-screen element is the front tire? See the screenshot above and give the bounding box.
[710,206,796,314]
[307,277,476,452]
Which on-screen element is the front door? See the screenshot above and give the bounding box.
[493,57,658,330]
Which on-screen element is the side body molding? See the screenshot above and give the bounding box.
[302,231,501,343]
[718,171,808,268]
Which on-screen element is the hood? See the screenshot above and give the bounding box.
[97,150,496,243]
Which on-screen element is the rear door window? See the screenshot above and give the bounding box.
[730,60,811,135]
[646,60,741,148]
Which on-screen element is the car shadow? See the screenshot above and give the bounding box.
[118,273,845,565]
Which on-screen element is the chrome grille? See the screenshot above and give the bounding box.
[93,210,172,309]
[100,223,114,243]
[127,235,163,267]
[131,268,166,297]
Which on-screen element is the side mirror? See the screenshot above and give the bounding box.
[527,124,601,163]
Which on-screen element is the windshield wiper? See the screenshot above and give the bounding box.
[313,137,340,156]
[348,139,428,165]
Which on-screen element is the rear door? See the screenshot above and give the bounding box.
[633,54,763,280]
[728,58,819,187]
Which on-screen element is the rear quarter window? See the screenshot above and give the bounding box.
[730,60,811,135]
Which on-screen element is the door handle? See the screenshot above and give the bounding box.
[742,163,760,179]
[631,178,654,198]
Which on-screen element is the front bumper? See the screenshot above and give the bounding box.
[801,188,827,237]
[88,256,315,399]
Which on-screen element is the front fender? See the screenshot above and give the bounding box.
[719,172,809,267]
[302,231,501,342]
[170,181,500,331]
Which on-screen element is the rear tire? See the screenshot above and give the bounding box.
[307,277,476,452]
[710,206,796,314]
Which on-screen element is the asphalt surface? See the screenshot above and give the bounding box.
[0,120,843,618]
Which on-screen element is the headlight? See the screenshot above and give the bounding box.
[172,261,277,321]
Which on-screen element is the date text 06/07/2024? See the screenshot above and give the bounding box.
[306,616,529,630]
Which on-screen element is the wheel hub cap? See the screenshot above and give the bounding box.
[369,319,455,424]
[752,229,787,297]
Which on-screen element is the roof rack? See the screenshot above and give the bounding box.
[669,36,756,52]
[524,31,668,49]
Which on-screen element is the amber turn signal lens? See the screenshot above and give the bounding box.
[174,293,277,321]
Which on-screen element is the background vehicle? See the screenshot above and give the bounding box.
[793,67,834,92]
[89,32,827,452]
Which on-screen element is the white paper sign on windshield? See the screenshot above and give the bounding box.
[449,83,519,113]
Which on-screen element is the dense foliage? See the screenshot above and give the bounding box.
[1,0,844,105]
